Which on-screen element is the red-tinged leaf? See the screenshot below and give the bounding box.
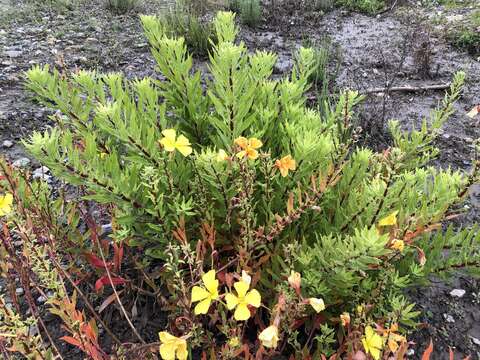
[85,253,111,270]
[417,247,427,266]
[113,243,124,272]
[60,336,82,348]
[98,290,123,313]
[95,275,127,292]
[421,340,433,360]
[82,322,98,342]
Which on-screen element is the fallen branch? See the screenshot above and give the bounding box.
[362,83,451,95]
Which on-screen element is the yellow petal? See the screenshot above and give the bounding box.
[162,128,177,140]
[160,137,177,152]
[175,135,193,157]
[202,270,218,296]
[176,339,188,360]
[370,347,381,360]
[378,211,398,227]
[308,298,325,313]
[225,293,239,310]
[159,331,178,344]
[246,148,259,160]
[234,303,251,321]
[259,325,279,349]
[236,150,247,159]
[234,137,248,149]
[159,342,176,360]
[191,286,209,303]
[248,138,263,149]
[391,239,405,252]
[279,166,289,177]
[194,298,211,315]
[233,281,249,298]
[4,193,13,206]
[245,289,261,308]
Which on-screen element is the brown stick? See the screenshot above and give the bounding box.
[362,83,451,94]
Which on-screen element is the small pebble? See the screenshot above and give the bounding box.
[450,289,466,298]
[16,287,24,296]
[12,157,31,168]
[443,314,455,323]
[2,140,13,148]
[470,336,480,346]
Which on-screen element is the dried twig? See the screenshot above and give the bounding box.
[362,83,451,95]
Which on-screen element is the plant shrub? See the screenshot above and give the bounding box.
[154,8,214,57]
[105,0,137,14]
[336,0,385,14]
[13,10,480,359]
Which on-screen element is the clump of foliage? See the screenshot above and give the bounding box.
[153,7,214,57]
[303,36,342,114]
[446,10,480,55]
[105,0,137,14]
[0,10,479,360]
[336,0,385,14]
[229,0,262,27]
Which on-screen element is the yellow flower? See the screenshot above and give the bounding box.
[340,312,350,327]
[216,149,229,162]
[287,270,301,291]
[159,129,193,157]
[308,298,325,313]
[378,211,398,227]
[258,325,279,349]
[0,193,13,217]
[159,332,188,360]
[390,239,405,252]
[275,155,296,177]
[225,280,261,321]
[234,137,262,160]
[191,270,219,315]
[99,152,107,159]
[357,305,364,315]
[228,336,240,347]
[362,326,383,360]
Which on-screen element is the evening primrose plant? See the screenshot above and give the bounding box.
[10,9,479,359]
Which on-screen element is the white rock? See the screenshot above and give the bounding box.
[470,336,480,346]
[2,140,13,148]
[12,157,30,168]
[15,287,24,296]
[450,289,466,298]
[443,314,455,323]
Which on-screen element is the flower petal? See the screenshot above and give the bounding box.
[176,339,188,360]
[234,303,251,321]
[175,135,193,157]
[225,293,239,310]
[246,149,259,160]
[234,137,248,149]
[248,138,263,149]
[236,150,247,159]
[234,281,249,298]
[159,331,177,344]
[159,342,176,360]
[194,298,211,315]
[160,137,176,152]
[245,289,261,308]
[191,286,209,303]
[202,270,218,295]
[162,128,177,140]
